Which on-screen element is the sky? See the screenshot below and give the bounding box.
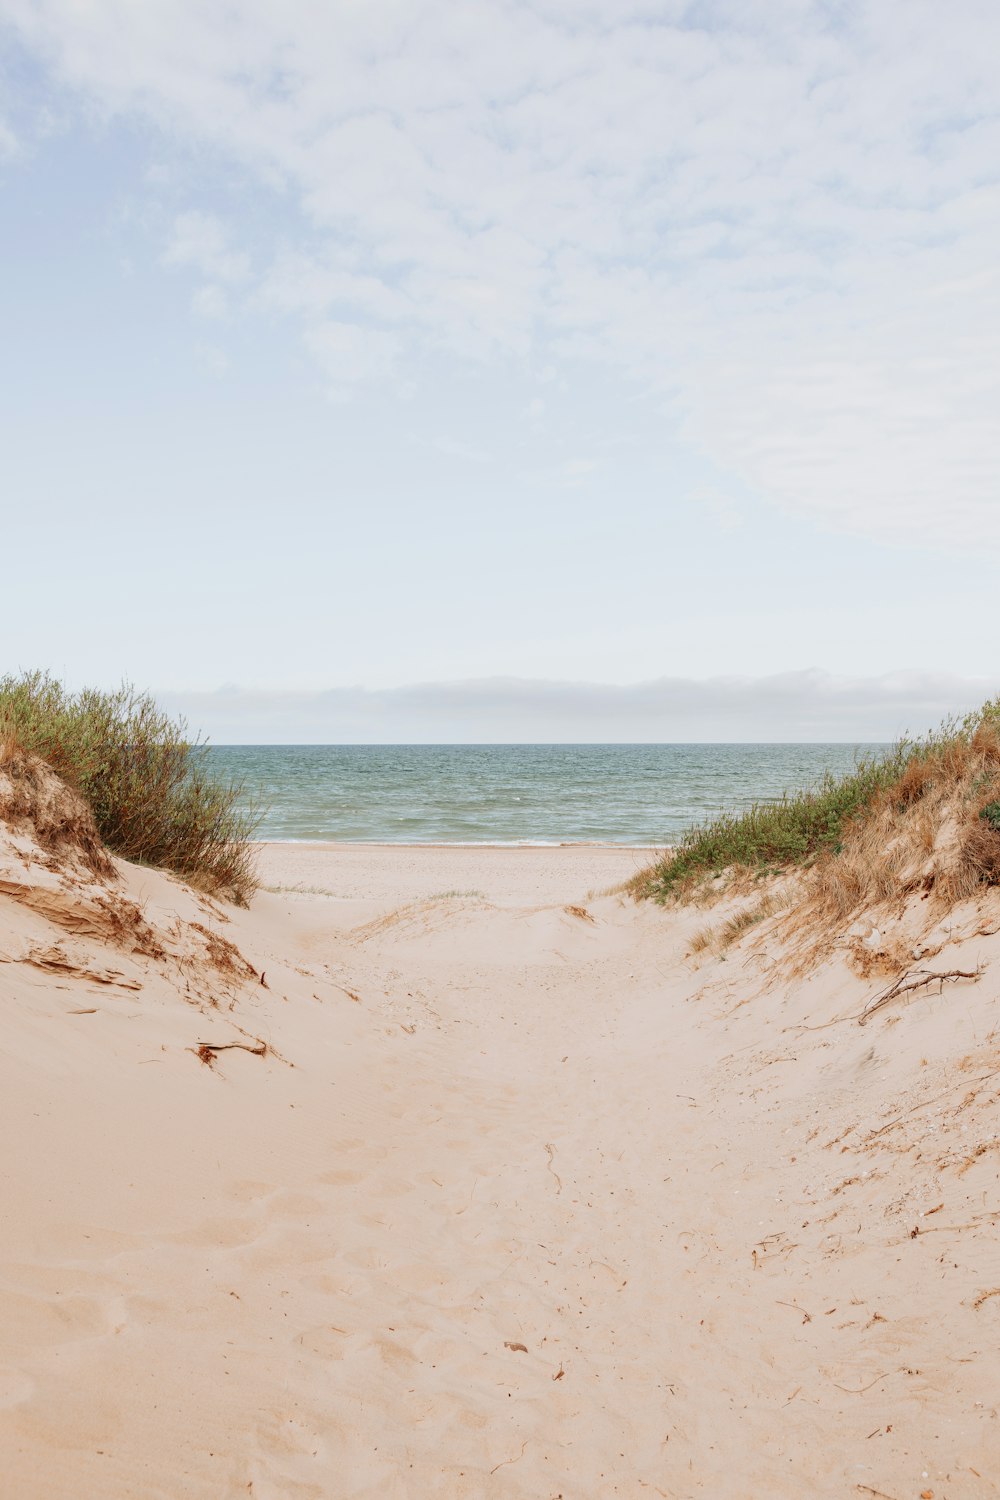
[1,1,999,741]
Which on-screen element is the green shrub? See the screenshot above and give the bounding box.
[0,671,260,902]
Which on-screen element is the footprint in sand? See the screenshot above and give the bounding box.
[247,1410,333,1500]
[167,1216,262,1250]
[266,1191,326,1218]
[299,1270,363,1297]
[228,1178,277,1203]
[392,1261,449,1293]
[376,1336,419,1372]
[31,1223,141,1260]
[0,1289,112,1347]
[296,1325,356,1359]
[368,1175,415,1199]
[319,1168,365,1186]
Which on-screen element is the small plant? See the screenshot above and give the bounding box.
[978,801,1000,832]
[0,671,261,902]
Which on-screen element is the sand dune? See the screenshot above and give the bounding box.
[1,805,998,1496]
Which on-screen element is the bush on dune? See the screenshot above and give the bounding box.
[0,671,260,903]
[630,699,1000,917]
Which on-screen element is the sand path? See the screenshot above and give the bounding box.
[2,844,996,1497]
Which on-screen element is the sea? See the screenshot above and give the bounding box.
[206,743,885,847]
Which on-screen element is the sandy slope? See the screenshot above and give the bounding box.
[1,828,999,1498]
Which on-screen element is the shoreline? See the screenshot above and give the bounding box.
[254,838,663,849]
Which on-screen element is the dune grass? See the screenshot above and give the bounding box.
[630,699,1000,908]
[0,671,261,902]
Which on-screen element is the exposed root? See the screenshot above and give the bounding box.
[859,967,983,1026]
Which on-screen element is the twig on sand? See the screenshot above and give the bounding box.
[544,1143,562,1193]
[776,1299,812,1323]
[859,967,982,1026]
[910,1214,998,1237]
[197,1039,267,1054]
[490,1440,528,1475]
[831,1371,889,1394]
[856,1486,899,1500]
[192,1039,268,1066]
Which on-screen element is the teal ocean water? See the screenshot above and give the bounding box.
[207,744,885,846]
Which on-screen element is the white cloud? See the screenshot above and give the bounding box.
[303,320,400,393]
[158,669,1000,744]
[4,1,1000,542]
[163,209,251,284]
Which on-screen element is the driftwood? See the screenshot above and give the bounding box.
[859,966,982,1026]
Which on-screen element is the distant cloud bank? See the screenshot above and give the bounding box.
[158,671,1000,745]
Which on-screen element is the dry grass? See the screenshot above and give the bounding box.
[634,700,1000,959]
[687,923,716,955]
[628,751,908,903]
[0,738,117,880]
[0,672,261,903]
[806,719,1000,928]
[686,889,795,960]
[718,890,793,948]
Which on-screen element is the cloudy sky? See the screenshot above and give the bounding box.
[2,2,998,740]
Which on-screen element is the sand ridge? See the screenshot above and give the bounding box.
[1,836,998,1496]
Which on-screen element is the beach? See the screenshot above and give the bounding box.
[2,828,998,1497]
[257,839,650,906]
[8,0,998,1490]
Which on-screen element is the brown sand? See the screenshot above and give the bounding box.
[1,828,998,1497]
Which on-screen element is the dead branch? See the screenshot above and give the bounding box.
[859,966,983,1026]
[196,1040,268,1056]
